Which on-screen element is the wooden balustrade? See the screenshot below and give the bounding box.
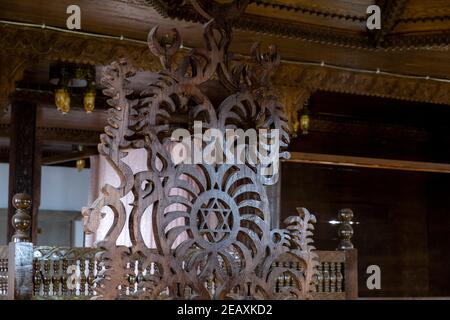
[311,250,358,300]
[2,246,357,299]
[4,197,358,300]
[32,247,102,299]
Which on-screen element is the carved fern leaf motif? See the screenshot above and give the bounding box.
[84,9,316,300]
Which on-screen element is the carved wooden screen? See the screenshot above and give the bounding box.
[82,0,317,300]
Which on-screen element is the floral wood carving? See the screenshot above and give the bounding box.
[82,1,317,300]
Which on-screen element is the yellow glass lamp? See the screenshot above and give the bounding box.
[299,104,310,135]
[55,88,71,114]
[76,159,86,171]
[84,88,96,113]
[300,113,310,135]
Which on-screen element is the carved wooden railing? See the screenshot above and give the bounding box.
[6,191,360,300]
[32,247,103,299]
[24,247,356,300]
[311,250,358,300]
[5,192,358,300]
[2,247,357,300]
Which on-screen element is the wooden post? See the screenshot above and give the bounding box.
[336,208,358,299]
[7,100,41,243]
[7,193,34,300]
[344,249,358,299]
[7,242,33,300]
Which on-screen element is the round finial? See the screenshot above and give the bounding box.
[12,193,32,210]
[338,208,353,222]
[337,208,354,250]
[11,193,32,242]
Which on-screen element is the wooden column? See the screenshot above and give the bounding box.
[7,101,41,243]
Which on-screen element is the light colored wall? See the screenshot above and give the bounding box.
[0,163,90,245]
[0,163,90,211]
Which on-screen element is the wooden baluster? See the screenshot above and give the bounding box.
[336,262,343,293]
[52,260,61,296]
[32,259,41,296]
[184,284,192,298]
[323,262,330,292]
[330,262,336,293]
[316,263,323,293]
[153,262,159,277]
[135,261,142,293]
[0,259,5,295]
[79,260,86,296]
[128,262,136,295]
[42,260,51,296]
[88,258,95,296]
[61,259,68,296]
[68,259,77,296]
[282,262,288,287]
[96,259,103,284]
[285,261,297,290]
[93,259,100,296]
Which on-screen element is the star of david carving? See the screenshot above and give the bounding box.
[198,198,232,242]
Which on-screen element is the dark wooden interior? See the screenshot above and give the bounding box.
[0,0,449,299]
[281,162,450,297]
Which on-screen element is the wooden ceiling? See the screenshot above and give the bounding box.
[0,0,449,78]
[0,0,449,166]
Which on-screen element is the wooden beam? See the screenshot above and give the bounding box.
[0,123,101,145]
[42,148,98,165]
[286,152,450,174]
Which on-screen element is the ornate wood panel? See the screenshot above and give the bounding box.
[82,1,318,300]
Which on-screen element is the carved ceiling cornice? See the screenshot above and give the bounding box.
[0,24,160,111]
[372,0,409,46]
[274,65,450,130]
[0,25,159,70]
[0,53,32,115]
[1,23,449,132]
[145,0,450,50]
[251,0,366,22]
[0,123,101,145]
[148,0,370,49]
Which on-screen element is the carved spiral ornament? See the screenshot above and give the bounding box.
[82,0,317,300]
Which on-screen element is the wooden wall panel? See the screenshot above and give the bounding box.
[280,162,450,297]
